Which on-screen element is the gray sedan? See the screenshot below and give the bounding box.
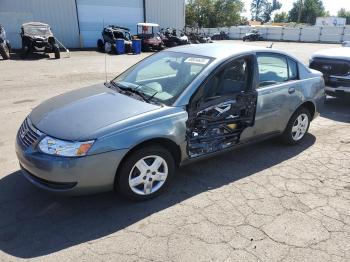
[16,44,325,200]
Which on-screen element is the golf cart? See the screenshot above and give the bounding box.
[97,25,132,53]
[136,23,164,52]
[0,24,11,60]
[242,29,264,41]
[20,22,60,59]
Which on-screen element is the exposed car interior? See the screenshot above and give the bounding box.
[186,56,257,157]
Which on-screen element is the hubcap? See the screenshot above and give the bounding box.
[291,113,309,141]
[128,155,168,196]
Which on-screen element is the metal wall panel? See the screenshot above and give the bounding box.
[145,0,185,30]
[76,0,143,48]
[0,0,80,48]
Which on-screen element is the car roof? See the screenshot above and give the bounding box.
[137,22,160,27]
[22,22,50,28]
[169,43,297,61]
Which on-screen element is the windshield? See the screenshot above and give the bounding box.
[112,51,212,105]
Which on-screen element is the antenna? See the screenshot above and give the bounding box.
[103,19,108,83]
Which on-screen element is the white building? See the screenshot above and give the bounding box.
[316,17,346,27]
[0,0,185,48]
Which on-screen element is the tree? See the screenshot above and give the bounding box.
[289,0,326,24]
[338,8,350,25]
[274,12,289,23]
[185,0,244,28]
[250,0,282,23]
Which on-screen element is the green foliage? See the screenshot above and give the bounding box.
[251,0,282,23]
[288,0,326,24]
[274,12,289,23]
[185,0,244,28]
[338,8,350,25]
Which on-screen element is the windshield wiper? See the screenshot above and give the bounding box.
[110,81,151,103]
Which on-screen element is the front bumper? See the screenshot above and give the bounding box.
[15,136,128,195]
[326,75,350,97]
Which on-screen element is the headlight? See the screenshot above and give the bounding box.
[38,136,94,157]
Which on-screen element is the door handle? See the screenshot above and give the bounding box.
[288,87,296,94]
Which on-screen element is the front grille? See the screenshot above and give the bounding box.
[18,118,42,147]
[310,58,350,77]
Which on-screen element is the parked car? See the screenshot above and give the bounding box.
[20,22,60,59]
[0,24,11,60]
[97,25,132,53]
[243,29,264,41]
[309,43,350,98]
[16,44,324,200]
[136,22,164,52]
[211,31,230,40]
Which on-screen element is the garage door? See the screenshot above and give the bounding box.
[77,0,144,48]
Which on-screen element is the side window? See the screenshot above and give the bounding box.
[257,54,288,87]
[288,58,299,80]
[202,58,249,100]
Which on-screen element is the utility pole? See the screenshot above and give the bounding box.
[297,0,303,24]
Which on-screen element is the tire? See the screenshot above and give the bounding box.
[104,42,112,53]
[116,145,175,201]
[21,40,29,58]
[53,44,60,59]
[0,43,10,60]
[97,39,104,52]
[281,107,311,145]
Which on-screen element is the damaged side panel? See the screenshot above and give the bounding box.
[186,92,257,158]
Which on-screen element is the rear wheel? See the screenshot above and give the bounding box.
[281,107,311,145]
[0,43,10,59]
[116,145,175,201]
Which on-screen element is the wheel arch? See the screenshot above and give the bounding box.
[297,101,316,120]
[115,137,182,184]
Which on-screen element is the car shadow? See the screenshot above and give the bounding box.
[0,134,316,258]
[320,97,350,123]
[7,52,51,61]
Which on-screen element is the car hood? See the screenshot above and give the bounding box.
[29,83,161,141]
[312,47,350,60]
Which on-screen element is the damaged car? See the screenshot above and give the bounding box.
[20,22,60,59]
[97,25,132,53]
[16,44,324,200]
[0,24,11,60]
[309,43,350,98]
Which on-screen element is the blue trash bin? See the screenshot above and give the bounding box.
[115,39,125,55]
[132,39,142,54]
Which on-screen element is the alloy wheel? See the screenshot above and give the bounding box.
[128,155,168,195]
[291,113,309,141]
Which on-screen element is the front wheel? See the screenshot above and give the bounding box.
[281,108,311,145]
[116,145,175,201]
[0,43,10,59]
[53,44,60,59]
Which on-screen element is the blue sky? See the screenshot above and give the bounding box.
[242,0,348,18]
